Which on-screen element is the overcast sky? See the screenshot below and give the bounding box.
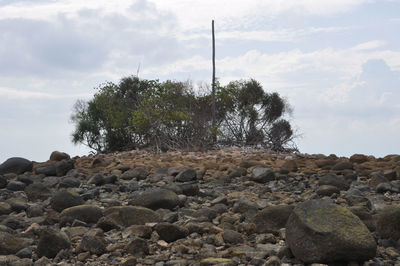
[1,0,399,162]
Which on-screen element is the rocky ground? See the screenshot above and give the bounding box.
[0,148,400,266]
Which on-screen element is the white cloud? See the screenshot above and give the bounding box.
[352,40,387,51]
[0,87,91,99]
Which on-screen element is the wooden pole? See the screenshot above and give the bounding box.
[212,20,216,142]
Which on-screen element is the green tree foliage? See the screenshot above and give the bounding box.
[71,76,297,153]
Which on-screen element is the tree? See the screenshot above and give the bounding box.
[71,76,298,153]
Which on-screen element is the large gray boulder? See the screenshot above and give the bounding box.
[376,204,400,241]
[286,199,376,263]
[0,157,32,175]
[129,189,179,210]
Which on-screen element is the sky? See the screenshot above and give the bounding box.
[0,0,399,162]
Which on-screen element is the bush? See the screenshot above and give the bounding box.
[71,76,297,153]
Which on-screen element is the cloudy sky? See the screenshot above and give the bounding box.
[0,0,399,162]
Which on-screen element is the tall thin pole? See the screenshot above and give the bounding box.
[211,20,216,142]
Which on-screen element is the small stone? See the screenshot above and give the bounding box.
[79,229,106,255]
[87,173,104,186]
[6,180,26,191]
[175,168,197,182]
[316,185,340,197]
[51,190,85,212]
[0,175,7,188]
[251,167,275,183]
[60,205,103,226]
[0,202,12,215]
[155,223,188,242]
[222,230,243,244]
[124,237,149,257]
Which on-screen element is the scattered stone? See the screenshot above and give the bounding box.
[103,206,160,227]
[0,157,32,175]
[36,229,71,259]
[0,232,31,255]
[318,173,349,191]
[87,173,104,186]
[251,167,275,183]
[24,183,52,201]
[124,237,149,256]
[222,229,243,244]
[78,229,106,255]
[155,223,188,242]
[51,190,85,212]
[0,202,12,215]
[175,168,197,182]
[376,204,400,241]
[60,205,103,226]
[316,185,340,197]
[286,199,377,263]
[129,189,180,210]
[6,180,26,191]
[251,205,294,234]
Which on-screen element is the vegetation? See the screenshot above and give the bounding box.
[71,76,297,153]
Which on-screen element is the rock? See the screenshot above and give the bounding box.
[0,157,32,175]
[50,151,70,161]
[59,177,81,188]
[7,198,28,212]
[281,160,298,172]
[24,183,52,201]
[376,182,393,193]
[286,199,377,263]
[349,206,376,231]
[200,257,236,266]
[51,190,85,212]
[87,173,104,186]
[129,189,179,210]
[35,164,57,176]
[36,229,71,259]
[78,229,106,255]
[316,185,340,197]
[121,167,148,180]
[369,172,389,187]
[60,205,103,226]
[175,168,197,182]
[383,169,397,181]
[26,205,44,217]
[251,167,275,183]
[125,225,152,239]
[332,161,354,170]
[350,154,369,164]
[0,232,31,255]
[264,256,281,266]
[6,180,26,191]
[0,202,12,215]
[0,175,7,188]
[251,205,294,234]
[55,160,74,176]
[103,206,160,227]
[155,222,188,242]
[124,237,149,256]
[318,173,349,191]
[376,204,400,241]
[222,230,243,244]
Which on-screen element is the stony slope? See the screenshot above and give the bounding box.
[0,148,399,265]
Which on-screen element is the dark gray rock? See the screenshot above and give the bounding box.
[376,204,400,241]
[175,168,197,182]
[87,173,104,186]
[316,185,340,197]
[36,229,71,258]
[0,231,32,255]
[251,205,294,234]
[26,204,44,217]
[79,229,106,255]
[103,206,160,227]
[222,229,244,244]
[56,160,74,176]
[7,198,28,212]
[51,190,85,212]
[332,161,354,170]
[0,175,7,188]
[0,157,32,175]
[6,180,26,191]
[129,189,179,210]
[121,167,148,180]
[251,167,275,183]
[286,199,376,263]
[59,177,81,188]
[318,173,349,191]
[24,183,52,201]
[155,222,188,242]
[35,164,57,176]
[0,202,12,215]
[60,205,103,226]
[125,237,149,257]
[376,182,393,193]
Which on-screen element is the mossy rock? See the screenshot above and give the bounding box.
[286,199,376,263]
[60,204,103,226]
[376,204,400,240]
[0,232,32,255]
[104,206,160,227]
